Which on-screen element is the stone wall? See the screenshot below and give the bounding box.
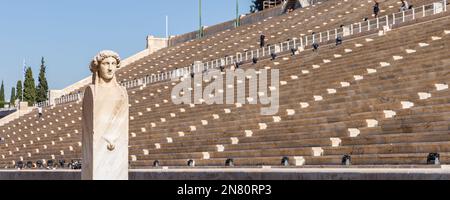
[147,35,169,53]
[1,167,450,180]
[0,109,16,119]
[0,104,34,126]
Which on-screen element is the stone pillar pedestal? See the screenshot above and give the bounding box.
[82,85,129,180]
[82,50,129,180]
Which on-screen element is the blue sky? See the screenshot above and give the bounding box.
[0,0,252,100]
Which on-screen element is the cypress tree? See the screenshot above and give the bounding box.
[0,81,5,108]
[36,57,49,102]
[10,87,16,106]
[23,67,37,106]
[16,80,23,102]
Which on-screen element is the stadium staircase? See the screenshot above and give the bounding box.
[0,0,449,169]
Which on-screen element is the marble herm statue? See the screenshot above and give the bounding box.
[82,50,129,180]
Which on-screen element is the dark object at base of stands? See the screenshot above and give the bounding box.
[336,36,343,46]
[59,160,66,168]
[187,159,195,167]
[225,158,234,167]
[342,155,352,166]
[427,153,440,165]
[190,72,195,78]
[290,48,298,56]
[153,160,160,167]
[16,161,24,169]
[312,43,319,51]
[68,160,82,169]
[281,157,289,166]
[409,5,414,9]
[26,161,33,169]
[47,160,54,168]
[219,65,225,72]
[270,53,277,60]
[36,160,44,168]
[235,62,240,70]
[363,17,369,21]
[252,57,258,64]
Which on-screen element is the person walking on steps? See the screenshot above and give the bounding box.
[373,0,380,18]
[400,0,409,12]
[38,106,43,118]
[260,34,266,48]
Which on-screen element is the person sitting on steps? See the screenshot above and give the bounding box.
[335,25,344,46]
[400,0,410,12]
[312,42,319,51]
[336,36,343,46]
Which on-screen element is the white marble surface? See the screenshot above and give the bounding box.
[82,51,129,180]
[82,85,129,180]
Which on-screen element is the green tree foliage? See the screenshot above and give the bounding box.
[36,57,49,102]
[250,0,264,13]
[10,87,16,105]
[0,81,5,108]
[16,80,23,102]
[23,67,37,106]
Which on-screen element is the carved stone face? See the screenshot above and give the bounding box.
[99,57,118,81]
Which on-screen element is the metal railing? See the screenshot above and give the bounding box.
[54,92,83,105]
[264,0,285,10]
[36,0,447,108]
[36,100,50,108]
[264,0,323,10]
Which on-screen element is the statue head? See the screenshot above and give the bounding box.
[89,50,121,85]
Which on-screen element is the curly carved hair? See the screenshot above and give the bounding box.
[89,50,121,73]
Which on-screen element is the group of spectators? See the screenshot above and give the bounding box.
[373,0,412,18]
[260,0,415,53]
[14,159,82,170]
[196,0,417,69]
